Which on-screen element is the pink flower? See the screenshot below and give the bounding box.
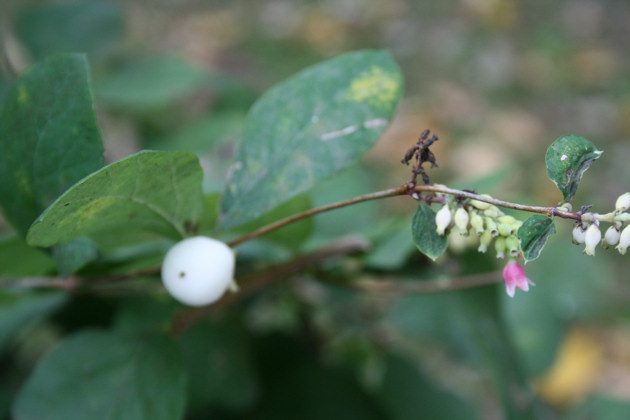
[502,261,535,298]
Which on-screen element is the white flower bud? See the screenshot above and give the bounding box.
[572,225,586,245]
[557,202,572,212]
[454,207,470,234]
[505,236,521,257]
[477,230,493,253]
[483,206,502,219]
[494,236,506,259]
[435,204,452,236]
[470,212,484,235]
[583,223,601,256]
[470,194,493,210]
[615,193,630,212]
[604,226,620,248]
[616,225,630,255]
[484,217,498,237]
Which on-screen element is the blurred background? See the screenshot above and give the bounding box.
[2,0,630,418]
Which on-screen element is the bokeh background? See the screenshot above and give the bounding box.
[2,0,630,418]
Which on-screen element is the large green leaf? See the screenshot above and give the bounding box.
[545,134,602,202]
[12,330,186,420]
[0,54,104,236]
[218,50,402,229]
[15,1,123,61]
[27,151,203,248]
[517,215,556,262]
[411,203,447,261]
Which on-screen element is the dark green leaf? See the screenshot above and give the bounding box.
[0,291,67,352]
[27,151,203,248]
[0,54,104,236]
[13,331,186,420]
[517,215,556,262]
[52,237,99,277]
[218,50,402,229]
[545,134,602,202]
[376,355,475,420]
[412,203,447,261]
[15,1,123,61]
[95,55,209,111]
[178,320,258,411]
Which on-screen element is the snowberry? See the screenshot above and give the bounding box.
[161,236,236,306]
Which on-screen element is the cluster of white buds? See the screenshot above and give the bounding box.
[572,192,630,256]
[435,195,524,259]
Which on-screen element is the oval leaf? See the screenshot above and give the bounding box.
[0,53,105,236]
[545,134,602,202]
[27,151,203,248]
[218,50,403,229]
[12,331,186,420]
[412,203,447,261]
[517,215,556,262]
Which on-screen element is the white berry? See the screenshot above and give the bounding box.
[161,236,235,306]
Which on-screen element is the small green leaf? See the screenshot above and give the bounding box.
[218,50,403,229]
[0,54,105,236]
[545,134,602,202]
[52,237,100,277]
[517,215,556,262]
[27,151,203,248]
[411,203,447,261]
[12,330,186,420]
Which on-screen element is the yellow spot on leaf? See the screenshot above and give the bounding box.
[535,328,602,406]
[345,66,399,107]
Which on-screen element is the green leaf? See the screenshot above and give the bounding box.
[95,55,209,111]
[517,215,556,262]
[411,203,447,261]
[27,151,203,248]
[52,236,99,277]
[218,50,403,229]
[0,54,105,236]
[15,1,123,61]
[545,134,602,202]
[12,330,186,420]
[0,291,67,352]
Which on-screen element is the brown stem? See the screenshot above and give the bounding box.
[227,184,580,248]
[226,186,408,247]
[353,271,502,295]
[171,236,371,335]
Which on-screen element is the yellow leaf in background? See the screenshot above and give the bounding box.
[535,328,602,406]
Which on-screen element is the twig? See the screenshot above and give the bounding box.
[353,271,502,295]
[227,184,581,248]
[226,187,408,247]
[171,236,371,335]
